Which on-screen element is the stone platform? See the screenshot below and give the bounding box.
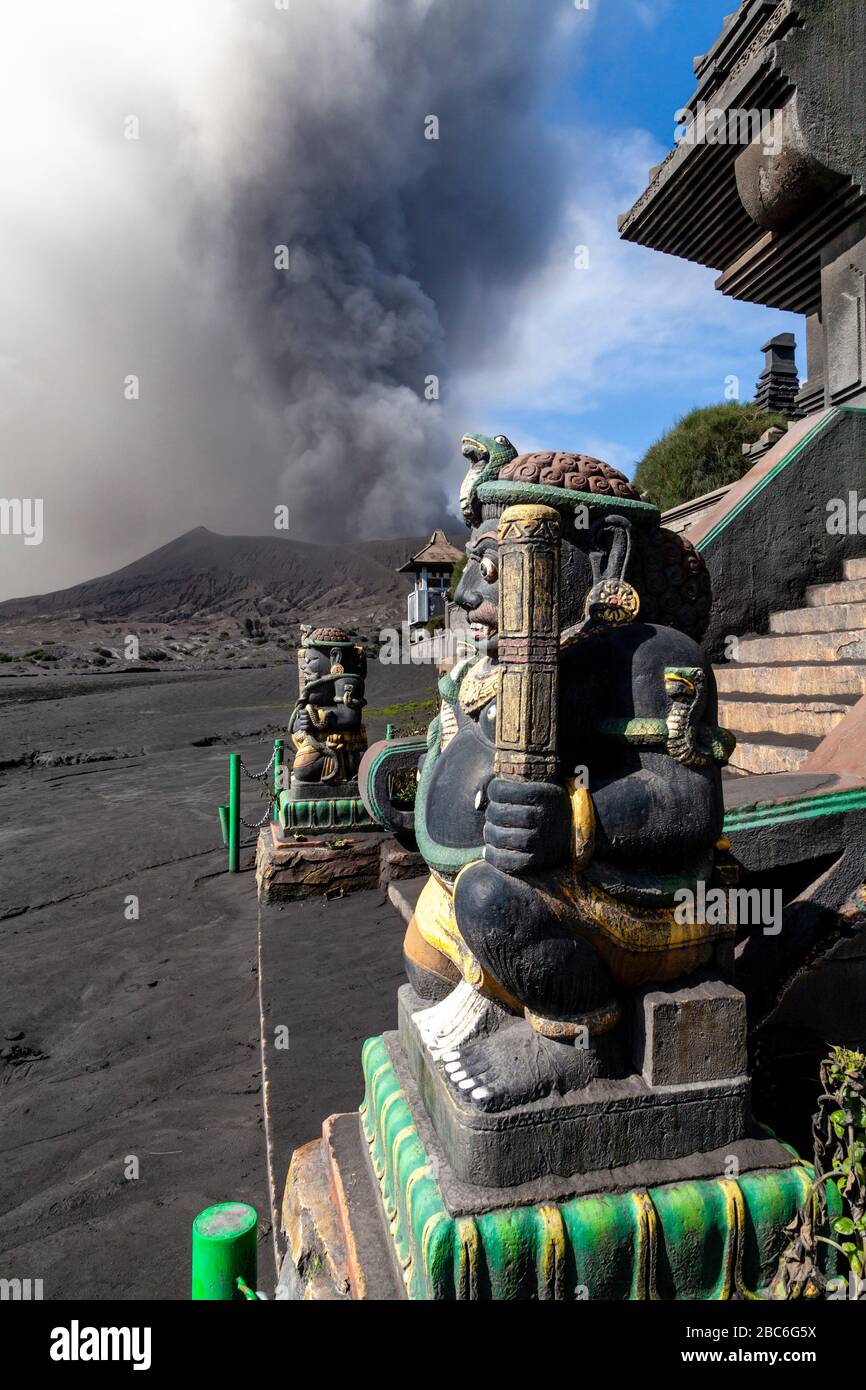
[277,1034,811,1301]
[256,822,423,904]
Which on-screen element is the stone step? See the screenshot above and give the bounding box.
[735,630,866,663]
[716,694,854,738]
[717,556,866,776]
[806,578,866,607]
[769,601,866,634]
[724,731,822,777]
[387,876,425,924]
[714,662,866,699]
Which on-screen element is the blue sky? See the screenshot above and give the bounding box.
[552,0,726,137]
[463,0,802,479]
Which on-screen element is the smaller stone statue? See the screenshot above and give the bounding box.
[287,626,368,795]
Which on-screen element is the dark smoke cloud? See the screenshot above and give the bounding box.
[0,0,579,599]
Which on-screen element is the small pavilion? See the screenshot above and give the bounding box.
[397,529,463,628]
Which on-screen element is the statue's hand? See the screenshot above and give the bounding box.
[293,708,311,733]
[483,778,572,877]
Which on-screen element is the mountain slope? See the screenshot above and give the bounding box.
[0,526,466,624]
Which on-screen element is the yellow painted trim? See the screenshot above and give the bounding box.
[564,779,596,869]
[454,1216,481,1301]
[556,872,734,954]
[536,1205,567,1300]
[631,1190,660,1300]
[413,868,520,1006]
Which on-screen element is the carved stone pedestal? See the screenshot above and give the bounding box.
[276,783,375,834]
[277,963,814,1300]
[397,978,751,1188]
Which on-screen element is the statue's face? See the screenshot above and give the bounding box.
[454,524,499,651]
[452,510,626,651]
[299,646,332,683]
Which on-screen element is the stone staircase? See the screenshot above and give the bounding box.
[716,557,866,775]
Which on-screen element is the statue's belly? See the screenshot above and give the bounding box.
[422,726,493,849]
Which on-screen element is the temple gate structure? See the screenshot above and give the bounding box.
[618,0,866,1139]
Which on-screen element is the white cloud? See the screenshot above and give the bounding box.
[628,0,676,31]
[461,124,800,466]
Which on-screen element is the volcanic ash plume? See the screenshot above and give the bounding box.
[0,0,575,597]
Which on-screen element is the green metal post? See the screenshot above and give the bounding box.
[386,723,395,741]
[228,753,240,872]
[191,1201,257,1300]
[218,804,229,847]
[273,738,284,823]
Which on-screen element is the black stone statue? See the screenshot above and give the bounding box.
[363,435,736,1117]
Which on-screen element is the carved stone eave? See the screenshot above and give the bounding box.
[714,181,861,315]
[618,0,866,322]
[618,2,801,266]
[692,0,790,90]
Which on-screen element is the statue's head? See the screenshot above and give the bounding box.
[297,626,367,690]
[454,441,711,645]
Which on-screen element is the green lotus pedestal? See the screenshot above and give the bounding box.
[275,786,376,833]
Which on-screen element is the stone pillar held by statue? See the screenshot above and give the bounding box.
[494,504,560,783]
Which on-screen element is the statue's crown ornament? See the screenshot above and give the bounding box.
[458,438,659,528]
[301,625,361,649]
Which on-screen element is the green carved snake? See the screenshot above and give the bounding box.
[458,431,518,524]
[598,666,736,767]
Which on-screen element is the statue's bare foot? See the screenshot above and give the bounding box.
[412,981,509,1058]
[440,1019,622,1112]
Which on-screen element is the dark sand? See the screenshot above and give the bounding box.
[258,890,408,1277]
[0,658,435,1298]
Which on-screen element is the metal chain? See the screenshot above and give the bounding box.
[239,774,279,829]
[237,741,282,829]
[239,748,276,782]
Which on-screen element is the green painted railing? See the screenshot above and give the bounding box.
[192,1202,260,1300]
[218,738,284,872]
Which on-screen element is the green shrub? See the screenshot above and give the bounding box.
[633,402,788,513]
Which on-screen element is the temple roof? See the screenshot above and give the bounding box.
[617,0,865,317]
[396,529,464,573]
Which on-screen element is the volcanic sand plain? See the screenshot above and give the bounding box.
[0,657,433,1298]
